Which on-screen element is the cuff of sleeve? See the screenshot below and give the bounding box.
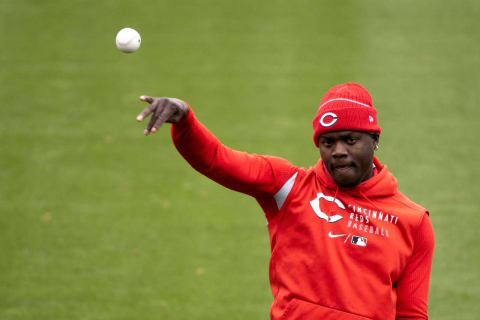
[171,104,196,141]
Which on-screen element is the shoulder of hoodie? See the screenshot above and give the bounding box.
[260,155,313,189]
[390,189,429,218]
[378,160,429,218]
[260,155,303,187]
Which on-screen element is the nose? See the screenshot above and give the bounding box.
[332,142,348,158]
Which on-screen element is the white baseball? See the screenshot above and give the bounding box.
[115,28,141,53]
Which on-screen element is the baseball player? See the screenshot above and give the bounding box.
[136,83,434,319]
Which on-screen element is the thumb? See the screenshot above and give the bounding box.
[139,95,154,103]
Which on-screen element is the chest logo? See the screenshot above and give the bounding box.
[328,232,347,238]
[309,193,344,223]
[351,235,368,247]
[311,194,372,247]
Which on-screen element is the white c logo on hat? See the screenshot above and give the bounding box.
[320,112,338,127]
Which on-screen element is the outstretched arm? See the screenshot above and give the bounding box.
[136,96,297,199]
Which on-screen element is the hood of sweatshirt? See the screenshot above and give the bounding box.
[314,156,398,198]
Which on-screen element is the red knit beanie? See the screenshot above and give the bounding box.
[312,83,381,147]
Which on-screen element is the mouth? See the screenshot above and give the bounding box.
[327,162,361,187]
[332,163,355,172]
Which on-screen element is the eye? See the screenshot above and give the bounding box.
[320,138,333,147]
[346,137,358,145]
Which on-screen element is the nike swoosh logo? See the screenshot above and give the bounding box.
[328,232,347,238]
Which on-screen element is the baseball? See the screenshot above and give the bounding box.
[115,28,141,53]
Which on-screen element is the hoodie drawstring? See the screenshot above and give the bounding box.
[328,186,340,215]
[359,190,382,213]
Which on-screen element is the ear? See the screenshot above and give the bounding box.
[369,133,380,150]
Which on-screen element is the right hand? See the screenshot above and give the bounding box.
[136,96,189,136]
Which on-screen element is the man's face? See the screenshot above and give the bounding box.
[318,131,378,188]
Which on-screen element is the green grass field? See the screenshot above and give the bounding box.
[1,0,479,319]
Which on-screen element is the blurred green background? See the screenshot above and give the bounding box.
[1,0,479,319]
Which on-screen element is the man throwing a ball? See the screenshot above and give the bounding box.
[136,83,434,320]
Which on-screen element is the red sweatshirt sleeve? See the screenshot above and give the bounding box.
[170,107,297,199]
[395,213,435,319]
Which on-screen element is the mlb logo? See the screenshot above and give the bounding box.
[351,235,367,247]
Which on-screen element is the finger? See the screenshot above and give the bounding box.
[137,104,155,122]
[144,101,162,134]
[150,99,171,133]
[151,106,176,133]
[145,114,159,135]
[139,95,154,103]
[137,96,156,121]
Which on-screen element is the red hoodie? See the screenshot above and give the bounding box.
[171,108,434,320]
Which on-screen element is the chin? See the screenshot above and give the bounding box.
[332,173,361,188]
[334,179,359,188]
